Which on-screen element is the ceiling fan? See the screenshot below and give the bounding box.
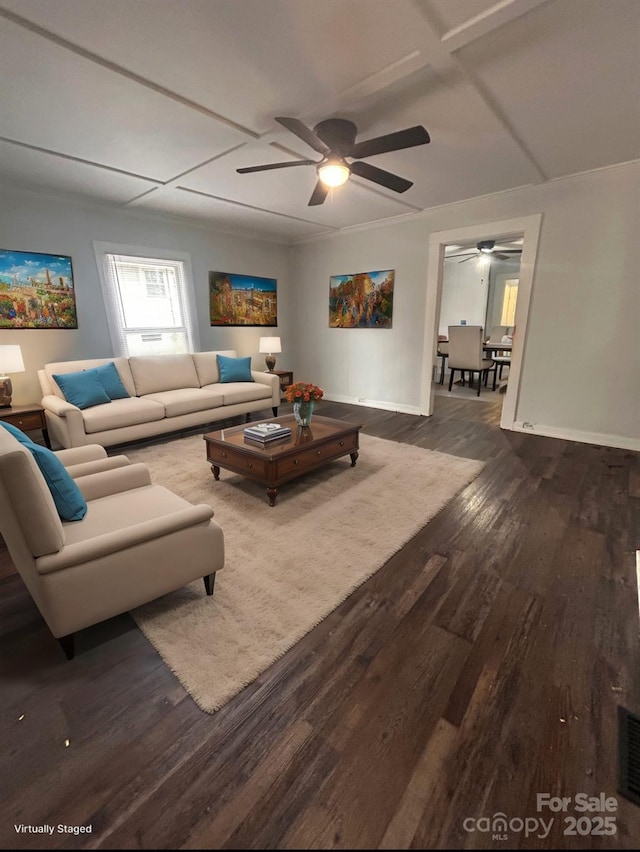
[237,116,430,206]
[447,240,523,263]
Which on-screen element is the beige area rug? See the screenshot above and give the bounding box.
[126,433,484,713]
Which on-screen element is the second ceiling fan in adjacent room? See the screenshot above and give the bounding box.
[447,240,523,263]
[237,116,430,205]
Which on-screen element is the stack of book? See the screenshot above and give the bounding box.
[243,422,292,444]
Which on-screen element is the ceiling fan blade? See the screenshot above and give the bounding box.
[459,255,477,264]
[237,159,316,174]
[308,180,329,206]
[350,160,413,193]
[275,117,331,156]
[350,125,430,160]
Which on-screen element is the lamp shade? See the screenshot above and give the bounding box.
[259,336,282,354]
[0,345,25,375]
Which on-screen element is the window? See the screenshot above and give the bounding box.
[144,269,168,298]
[500,279,519,327]
[95,244,199,357]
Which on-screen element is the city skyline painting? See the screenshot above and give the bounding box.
[329,269,395,328]
[0,248,78,329]
[209,271,277,326]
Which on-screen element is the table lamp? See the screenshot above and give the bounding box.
[0,344,25,407]
[259,336,281,372]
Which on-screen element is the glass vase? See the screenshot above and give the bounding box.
[293,399,315,427]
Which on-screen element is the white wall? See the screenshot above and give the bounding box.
[439,257,489,337]
[0,186,291,404]
[292,161,640,445]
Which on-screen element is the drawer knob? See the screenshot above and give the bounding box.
[221,451,227,458]
[339,440,344,447]
[247,462,253,469]
[18,420,23,426]
[293,459,299,465]
[317,450,321,456]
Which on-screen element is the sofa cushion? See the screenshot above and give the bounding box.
[62,483,193,545]
[217,354,253,383]
[209,381,272,405]
[88,361,130,400]
[192,350,237,387]
[0,421,35,444]
[81,397,165,434]
[25,443,87,521]
[129,354,199,396]
[143,388,225,418]
[53,370,112,410]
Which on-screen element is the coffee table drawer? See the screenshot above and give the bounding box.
[208,446,268,479]
[276,432,358,477]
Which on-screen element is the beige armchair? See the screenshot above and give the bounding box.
[0,429,224,659]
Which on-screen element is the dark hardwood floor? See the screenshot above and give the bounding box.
[1,397,639,849]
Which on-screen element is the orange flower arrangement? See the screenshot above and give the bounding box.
[285,381,324,404]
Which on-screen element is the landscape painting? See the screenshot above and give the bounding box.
[209,271,277,326]
[0,248,78,329]
[329,269,395,328]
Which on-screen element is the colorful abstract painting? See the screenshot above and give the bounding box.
[209,271,277,326]
[329,269,395,328]
[0,249,78,329]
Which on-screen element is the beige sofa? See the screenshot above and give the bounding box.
[38,350,280,448]
[0,428,224,659]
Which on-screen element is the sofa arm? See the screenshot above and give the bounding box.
[41,395,87,447]
[36,504,215,573]
[54,445,108,466]
[41,394,80,417]
[252,371,280,405]
[73,463,152,501]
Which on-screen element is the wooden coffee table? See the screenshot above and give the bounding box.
[203,414,361,506]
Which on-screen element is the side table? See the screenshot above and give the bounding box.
[0,404,51,448]
[270,369,294,396]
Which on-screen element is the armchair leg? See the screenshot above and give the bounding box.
[58,633,75,660]
[448,369,455,392]
[245,413,251,423]
[272,406,278,417]
[477,372,481,396]
[203,573,216,596]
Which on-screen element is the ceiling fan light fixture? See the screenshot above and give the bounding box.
[318,159,350,188]
[477,240,495,254]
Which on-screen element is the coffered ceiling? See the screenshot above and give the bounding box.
[0,0,637,243]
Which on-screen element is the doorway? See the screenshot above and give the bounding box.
[419,214,542,430]
[434,239,522,400]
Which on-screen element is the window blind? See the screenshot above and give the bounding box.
[101,253,197,357]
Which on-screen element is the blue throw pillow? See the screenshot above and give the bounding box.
[87,362,130,400]
[25,443,87,521]
[217,354,254,383]
[0,420,35,445]
[53,370,111,410]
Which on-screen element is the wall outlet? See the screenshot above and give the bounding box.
[460,319,467,325]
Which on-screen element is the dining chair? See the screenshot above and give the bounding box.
[447,325,495,397]
[492,355,511,390]
[436,339,449,384]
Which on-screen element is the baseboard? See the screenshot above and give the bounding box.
[323,393,422,417]
[511,421,640,452]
